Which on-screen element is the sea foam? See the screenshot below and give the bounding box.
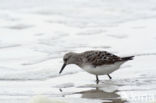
[29,96,67,103]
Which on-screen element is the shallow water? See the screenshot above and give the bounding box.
[0,0,156,103]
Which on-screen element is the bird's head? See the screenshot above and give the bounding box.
[59,52,75,74]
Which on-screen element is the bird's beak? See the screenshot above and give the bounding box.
[59,63,66,74]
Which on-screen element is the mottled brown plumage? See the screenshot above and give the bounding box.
[80,51,122,66]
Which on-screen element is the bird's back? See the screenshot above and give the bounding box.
[80,50,121,66]
[80,50,134,66]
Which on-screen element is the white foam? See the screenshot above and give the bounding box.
[29,96,67,103]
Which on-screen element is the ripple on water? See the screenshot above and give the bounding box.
[4,24,34,30]
[107,34,128,39]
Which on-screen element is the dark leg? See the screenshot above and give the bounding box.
[107,74,112,79]
[96,75,99,84]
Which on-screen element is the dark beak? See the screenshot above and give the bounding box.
[59,63,66,74]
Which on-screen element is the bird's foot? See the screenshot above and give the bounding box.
[96,80,99,84]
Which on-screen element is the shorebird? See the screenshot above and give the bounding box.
[59,50,134,84]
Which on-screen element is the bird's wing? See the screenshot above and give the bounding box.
[82,51,121,66]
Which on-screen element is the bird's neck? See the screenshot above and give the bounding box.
[71,53,83,67]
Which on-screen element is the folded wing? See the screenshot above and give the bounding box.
[82,51,121,66]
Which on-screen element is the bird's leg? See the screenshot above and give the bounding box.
[107,74,112,79]
[96,75,99,84]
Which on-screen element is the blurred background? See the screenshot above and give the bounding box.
[0,0,156,103]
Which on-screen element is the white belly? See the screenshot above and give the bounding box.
[82,62,125,75]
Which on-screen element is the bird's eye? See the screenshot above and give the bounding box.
[64,58,68,61]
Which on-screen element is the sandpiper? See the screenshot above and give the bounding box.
[59,50,134,84]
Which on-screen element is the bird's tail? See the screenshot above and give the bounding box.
[121,56,134,61]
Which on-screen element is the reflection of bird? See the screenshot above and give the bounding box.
[75,88,126,103]
[59,50,134,84]
[77,88,119,99]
